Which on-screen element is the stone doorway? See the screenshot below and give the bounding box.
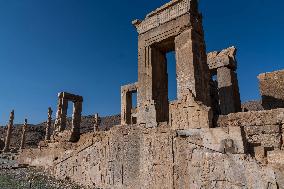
[53,92,83,142]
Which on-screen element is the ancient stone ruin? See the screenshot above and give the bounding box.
[19,119,28,150]
[1,0,284,188]
[45,107,53,141]
[53,92,83,142]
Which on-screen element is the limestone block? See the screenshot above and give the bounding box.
[201,127,245,154]
[169,95,213,129]
[268,150,284,165]
[207,46,237,70]
[258,70,284,110]
[218,109,284,127]
[254,146,266,163]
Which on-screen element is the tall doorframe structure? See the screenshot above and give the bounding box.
[132,0,212,128]
[54,92,83,142]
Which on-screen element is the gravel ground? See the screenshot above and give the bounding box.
[0,156,85,189]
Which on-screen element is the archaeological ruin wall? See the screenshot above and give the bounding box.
[13,0,284,188]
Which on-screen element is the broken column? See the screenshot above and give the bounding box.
[121,82,138,125]
[3,110,14,152]
[20,119,28,150]
[207,47,241,115]
[94,113,101,132]
[45,107,53,141]
[70,100,82,142]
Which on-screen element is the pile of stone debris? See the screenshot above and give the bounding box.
[0,154,85,189]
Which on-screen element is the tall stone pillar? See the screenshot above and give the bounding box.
[20,119,28,150]
[94,113,101,132]
[207,47,241,115]
[70,101,82,142]
[45,107,53,141]
[54,98,62,132]
[217,66,241,115]
[3,110,14,152]
[59,98,68,132]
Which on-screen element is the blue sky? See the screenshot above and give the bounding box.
[0,0,283,125]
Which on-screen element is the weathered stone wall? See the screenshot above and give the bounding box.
[242,100,264,112]
[218,109,284,152]
[258,70,284,110]
[169,94,213,129]
[37,125,280,188]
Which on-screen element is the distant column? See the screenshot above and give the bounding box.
[94,113,101,132]
[54,98,62,132]
[45,107,53,141]
[3,110,15,152]
[20,119,28,150]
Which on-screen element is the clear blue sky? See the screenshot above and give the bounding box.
[0,0,283,125]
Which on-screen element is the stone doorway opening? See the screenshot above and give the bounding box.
[131,91,138,124]
[166,51,177,102]
[53,92,83,142]
[150,38,176,123]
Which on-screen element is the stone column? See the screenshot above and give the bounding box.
[94,113,101,132]
[3,110,14,152]
[207,47,241,115]
[54,97,62,132]
[20,119,28,150]
[59,98,68,132]
[69,101,82,142]
[45,107,53,141]
[217,66,241,115]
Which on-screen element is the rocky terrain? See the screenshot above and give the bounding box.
[0,154,84,189]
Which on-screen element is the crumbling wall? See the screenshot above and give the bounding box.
[38,124,280,188]
[218,109,284,154]
[258,70,284,110]
[52,126,175,188]
[169,94,213,129]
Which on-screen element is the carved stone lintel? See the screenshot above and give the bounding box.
[133,0,192,34]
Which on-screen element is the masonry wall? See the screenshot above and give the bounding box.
[258,70,284,110]
[44,125,280,188]
[218,108,284,152]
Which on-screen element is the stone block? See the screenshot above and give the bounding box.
[268,150,284,165]
[258,70,284,110]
